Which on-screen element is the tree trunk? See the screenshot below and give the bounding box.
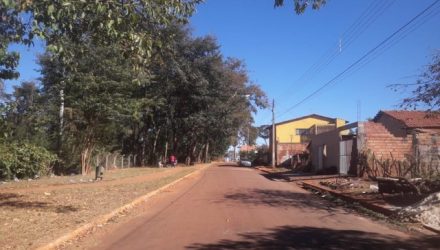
[80,133,94,175]
[204,141,209,163]
[192,144,197,163]
[58,88,64,153]
[152,128,161,157]
[164,141,168,164]
[197,144,203,163]
[81,147,91,175]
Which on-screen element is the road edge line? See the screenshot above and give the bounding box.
[36,164,210,250]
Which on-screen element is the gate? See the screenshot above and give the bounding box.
[339,140,353,174]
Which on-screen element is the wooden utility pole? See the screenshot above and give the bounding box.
[271,98,276,168]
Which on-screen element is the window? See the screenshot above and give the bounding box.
[296,129,309,135]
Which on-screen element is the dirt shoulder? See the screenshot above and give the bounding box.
[0,165,206,250]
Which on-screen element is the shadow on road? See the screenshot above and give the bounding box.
[187,225,440,250]
[221,188,342,213]
[217,163,239,167]
[0,192,78,213]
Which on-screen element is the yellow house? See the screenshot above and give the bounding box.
[269,114,347,166]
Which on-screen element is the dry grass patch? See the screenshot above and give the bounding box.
[0,166,202,249]
[0,167,171,191]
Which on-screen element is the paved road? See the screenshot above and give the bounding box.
[86,164,439,250]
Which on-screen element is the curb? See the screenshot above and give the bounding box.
[302,182,440,235]
[36,164,210,250]
[423,224,440,235]
[301,181,394,216]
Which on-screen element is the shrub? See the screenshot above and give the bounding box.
[0,143,57,180]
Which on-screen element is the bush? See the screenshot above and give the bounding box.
[0,143,57,180]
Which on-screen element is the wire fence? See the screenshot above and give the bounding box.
[91,153,138,170]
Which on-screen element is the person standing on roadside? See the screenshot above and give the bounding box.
[169,154,177,167]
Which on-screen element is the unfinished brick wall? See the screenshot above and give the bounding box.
[415,129,440,168]
[276,143,307,166]
[374,113,407,137]
[359,122,412,161]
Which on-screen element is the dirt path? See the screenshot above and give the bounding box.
[0,167,184,194]
[68,163,440,250]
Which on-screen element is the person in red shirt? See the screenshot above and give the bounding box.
[169,154,177,167]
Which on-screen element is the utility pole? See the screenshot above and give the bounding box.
[247,126,250,159]
[290,134,293,167]
[271,98,276,168]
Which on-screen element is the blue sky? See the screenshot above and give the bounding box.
[189,0,440,126]
[5,0,440,128]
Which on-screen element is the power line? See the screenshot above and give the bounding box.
[276,0,440,119]
[274,0,395,115]
[336,3,440,86]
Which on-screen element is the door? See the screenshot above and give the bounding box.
[318,145,323,170]
[339,140,353,175]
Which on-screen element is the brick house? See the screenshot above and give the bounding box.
[359,110,440,161]
[358,111,440,176]
[309,110,440,176]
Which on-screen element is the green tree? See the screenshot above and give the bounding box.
[258,125,270,145]
[274,0,326,14]
[0,3,26,81]
[2,0,201,78]
[0,81,49,145]
[39,41,147,174]
[390,52,440,112]
[130,25,268,164]
[401,52,440,111]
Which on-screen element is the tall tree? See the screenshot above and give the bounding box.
[39,42,145,173]
[0,3,25,81]
[3,0,201,73]
[0,81,49,145]
[392,52,440,112]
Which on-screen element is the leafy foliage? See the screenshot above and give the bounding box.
[0,2,24,81]
[0,142,57,179]
[274,0,326,14]
[1,2,268,175]
[400,52,440,111]
[2,0,201,78]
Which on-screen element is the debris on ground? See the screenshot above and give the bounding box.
[369,184,379,192]
[397,191,440,231]
[319,178,372,193]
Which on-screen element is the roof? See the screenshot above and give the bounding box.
[239,144,257,152]
[275,114,346,126]
[374,110,440,128]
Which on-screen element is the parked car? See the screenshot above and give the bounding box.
[239,159,252,167]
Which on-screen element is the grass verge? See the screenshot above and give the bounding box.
[0,166,201,250]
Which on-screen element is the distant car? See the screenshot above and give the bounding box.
[239,159,252,167]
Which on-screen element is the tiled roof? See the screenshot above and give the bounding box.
[375,110,440,128]
[239,144,257,152]
[275,114,347,126]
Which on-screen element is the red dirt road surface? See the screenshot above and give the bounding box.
[74,163,439,250]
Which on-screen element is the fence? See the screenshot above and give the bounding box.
[91,153,138,170]
[358,150,439,180]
